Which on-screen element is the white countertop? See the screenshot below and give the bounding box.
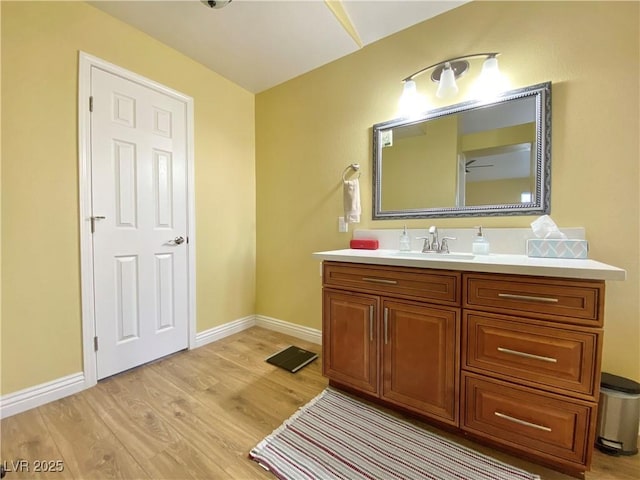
[312,249,626,281]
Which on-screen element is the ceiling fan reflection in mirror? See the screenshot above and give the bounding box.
[201,0,232,9]
[465,159,494,173]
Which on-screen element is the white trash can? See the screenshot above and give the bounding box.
[595,372,640,456]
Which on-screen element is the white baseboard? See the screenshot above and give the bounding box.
[1,315,321,419]
[255,315,322,345]
[193,315,256,348]
[0,372,87,419]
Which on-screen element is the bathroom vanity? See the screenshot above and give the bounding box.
[313,249,625,477]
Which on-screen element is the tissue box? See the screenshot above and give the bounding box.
[527,239,589,259]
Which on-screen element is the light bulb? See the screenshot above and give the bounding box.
[480,56,500,82]
[397,80,429,118]
[471,56,509,100]
[436,63,459,99]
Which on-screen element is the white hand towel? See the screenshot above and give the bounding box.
[343,178,361,224]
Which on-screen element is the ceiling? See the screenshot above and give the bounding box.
[89,0,467,93]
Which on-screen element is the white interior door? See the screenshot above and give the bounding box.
[91,67,189,379]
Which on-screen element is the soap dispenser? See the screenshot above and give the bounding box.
[399,225,411,251]
[472,226,490,254]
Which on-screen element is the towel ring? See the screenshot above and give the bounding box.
[342,163,361,182]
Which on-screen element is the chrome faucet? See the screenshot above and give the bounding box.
[417,226,438,253]
[428,226,439,251]
[417,226,456,254]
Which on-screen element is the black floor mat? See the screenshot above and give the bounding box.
[266,345,318,373]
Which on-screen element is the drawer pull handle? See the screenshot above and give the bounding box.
[497,347,558,363]
[494,412,552,432]
[383,308,389,345]
[362,277,398,285]
[498,293,559,303]
[369,306,374,342]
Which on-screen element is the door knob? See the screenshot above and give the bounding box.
[90,215,106,233]
[169,236,185,245]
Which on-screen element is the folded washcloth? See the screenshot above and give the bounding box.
[343,178,361,223]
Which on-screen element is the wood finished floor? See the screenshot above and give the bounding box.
[2,327,638,479]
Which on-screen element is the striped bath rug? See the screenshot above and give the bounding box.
[250,388,541,480]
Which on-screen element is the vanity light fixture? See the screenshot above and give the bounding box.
[399,52,503,116]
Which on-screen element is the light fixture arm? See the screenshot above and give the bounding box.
[402,52,499,83]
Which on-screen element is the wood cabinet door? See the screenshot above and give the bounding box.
[323,289,379,395]
[462,372,593,467]
[464,273,604,326]
[381,299,459,424]
[463,312,599,398]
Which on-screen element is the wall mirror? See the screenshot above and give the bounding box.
[372,82,551,219]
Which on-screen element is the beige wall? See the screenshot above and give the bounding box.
[256,2,640,381]
[466,178,531,206]
[382,115,457,210]
[460,123,535,152]
[0,4,3,390]
[1,1,256,394]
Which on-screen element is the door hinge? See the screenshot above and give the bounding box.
[187,236,189,244]
[89,96,93,112]
[93,336,99,351]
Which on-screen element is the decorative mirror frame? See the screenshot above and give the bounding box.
[372,82,552,219]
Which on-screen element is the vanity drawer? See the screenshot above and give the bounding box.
[464,273,604,326]
[463,312,600,397]
[462,373,594,466]
[324,262,460,306]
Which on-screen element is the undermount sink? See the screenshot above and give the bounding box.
[391,251,476,261]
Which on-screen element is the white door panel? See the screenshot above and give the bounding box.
[91,67,188,379]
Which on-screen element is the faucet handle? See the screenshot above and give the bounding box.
[416,236,431,252]
[439,236,456,254]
